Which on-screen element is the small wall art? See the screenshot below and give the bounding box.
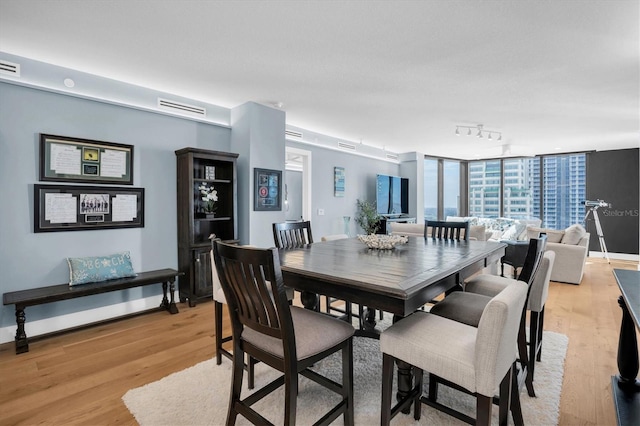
[254,168,282,211]
[334,166,345,197]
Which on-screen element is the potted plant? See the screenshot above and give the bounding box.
[198,182,218,217]
[355,199,381,235]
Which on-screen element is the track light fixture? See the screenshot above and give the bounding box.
[455,124,502,141]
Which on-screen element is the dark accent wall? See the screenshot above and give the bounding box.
[586,149,639,254]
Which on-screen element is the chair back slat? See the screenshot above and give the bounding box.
[425,220,470,241]
[213,241,293,341]
[517,235,548,286]
[273,221,314,248]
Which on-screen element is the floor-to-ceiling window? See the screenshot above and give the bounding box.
[443,160,460,218]
[542,154,586,228]
[423,158,438,220]
[424,158,461,220]
[468,160,501,218]
[503,157,540,220]
[466,153,585,226]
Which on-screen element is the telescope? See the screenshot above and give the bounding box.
[582,200,611,208]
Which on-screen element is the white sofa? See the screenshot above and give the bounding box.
[388,222,489,241]
[527,224,590,285]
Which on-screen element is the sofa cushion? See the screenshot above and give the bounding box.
[67,251,136,286]
[561,224,587,245]
[527,226,565,243]
[500,222,527,241]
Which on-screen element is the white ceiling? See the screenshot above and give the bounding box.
[1,0,638,160]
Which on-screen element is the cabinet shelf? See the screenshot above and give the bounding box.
[176,147,238,307]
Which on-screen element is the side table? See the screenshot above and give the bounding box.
[501,240,529,278]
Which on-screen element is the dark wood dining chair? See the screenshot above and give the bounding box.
[425,220,470,241]
[273,222,353,322]
[272,221,314,248]
[212,240,354,425]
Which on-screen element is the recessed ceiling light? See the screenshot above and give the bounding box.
[63,78,75,88]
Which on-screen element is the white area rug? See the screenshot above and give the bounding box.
[123,323,567,425]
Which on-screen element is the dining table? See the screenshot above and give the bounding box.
[278,236,507,409]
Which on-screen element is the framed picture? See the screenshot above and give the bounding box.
[34,184,144,232]
[254,168,282,211]
[334,166,345,197]
[39,134,134,185]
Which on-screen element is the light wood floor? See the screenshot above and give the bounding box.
[0,257,637,425]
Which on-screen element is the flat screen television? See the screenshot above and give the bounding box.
[376,174,409,216]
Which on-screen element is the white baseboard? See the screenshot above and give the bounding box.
[588,251,639,262]
[0,295,164,345]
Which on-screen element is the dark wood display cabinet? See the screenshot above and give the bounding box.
[176,147,238,307]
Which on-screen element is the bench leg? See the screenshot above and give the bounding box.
[160,280,179,314]
[15,306,29,354]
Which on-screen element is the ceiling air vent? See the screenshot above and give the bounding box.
[157,98,206,116]
[386,153,399,161]
[338,141,356,151]
[285,129,303,139]
[0,60,20,77]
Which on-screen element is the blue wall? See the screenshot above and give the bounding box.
[0,81,405,341]
[0,82,231,330]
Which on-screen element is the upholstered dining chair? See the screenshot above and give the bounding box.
[380,280,529,426]
[425,220,470,241]
[429,235,548,398]
[465,250,556,386]
[212,240,355,426]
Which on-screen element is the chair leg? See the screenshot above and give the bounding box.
[284,367,298,426]
[413,367,423,421]
[498,366,512,426]
[537,307,545,362]
[529,310,540,384]
[428,373,438,402]
[343,339,354,425]
[214,301,223,365]
[517,311,536,397]
[476,394,492,426]
[227,346,244,426]
[381,353,394,426]
[510,362,524,426]
[247,355,257,390]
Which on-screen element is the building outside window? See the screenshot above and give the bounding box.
[424,158,438,220]
[468,160,502,218]
[466,154,585,227]
[443,160,460,218]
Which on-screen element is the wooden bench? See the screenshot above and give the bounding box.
[2,268,184,354]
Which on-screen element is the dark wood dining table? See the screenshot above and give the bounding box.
[278,236,506,408]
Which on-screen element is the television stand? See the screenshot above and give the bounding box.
[377,216,417,234]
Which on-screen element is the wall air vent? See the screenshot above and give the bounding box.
[386,153,399,161]
[285,129,303,139]
[157,98,206,116]
[0,60,20,77]
[338,142,356,151]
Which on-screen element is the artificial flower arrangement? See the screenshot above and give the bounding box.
[199,183,218,213]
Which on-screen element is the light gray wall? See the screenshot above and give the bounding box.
[0,82,231,329]
[231,102,286,248]
[286,141,400,239]
[285,170,303,221]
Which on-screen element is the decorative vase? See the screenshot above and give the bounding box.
[205,212,215,219]
[343,216,351,237]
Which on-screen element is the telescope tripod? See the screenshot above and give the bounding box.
[584,206,610,263]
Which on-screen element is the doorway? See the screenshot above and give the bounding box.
[285,147,312,221]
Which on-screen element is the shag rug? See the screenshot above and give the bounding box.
[123,319,568,425]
